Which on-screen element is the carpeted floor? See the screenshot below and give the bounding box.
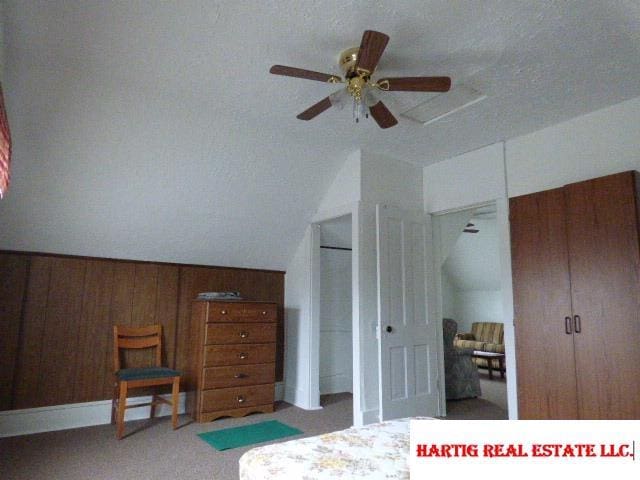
[1,388,507,480]
[444,369,509,420]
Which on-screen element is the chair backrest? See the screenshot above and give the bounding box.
[470,322,504,344]
[442,318,458,354]
[113,324,163,372]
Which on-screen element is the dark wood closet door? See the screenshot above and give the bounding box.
[510,189,578,419]
[564,171,640,419]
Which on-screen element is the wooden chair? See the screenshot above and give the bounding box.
[111,324,181,439]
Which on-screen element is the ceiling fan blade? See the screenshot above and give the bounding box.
[378,76,451,92]
[369,101,398,129]
[297,96,333,120]
[355,30,389,74]
[270,65,340,83]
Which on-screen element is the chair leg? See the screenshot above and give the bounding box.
[117,381,128,440]
[171,377,180,430]
[111,382,119,425]
[150,394,156,420]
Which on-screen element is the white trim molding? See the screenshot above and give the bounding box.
[0,382,285,438]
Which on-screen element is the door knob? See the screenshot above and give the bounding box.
[386,326,393,333]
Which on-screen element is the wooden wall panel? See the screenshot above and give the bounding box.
[110,263,136,326]
[75,260,115,402]
[13,256,52,409]
[0,254,29,410]
[37,257,87,407]
[2,251,284,410]
[154,265,179,369]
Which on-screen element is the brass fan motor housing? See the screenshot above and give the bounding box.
[338,47,360,78]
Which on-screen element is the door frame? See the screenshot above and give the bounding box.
[431,198,518,419]
[309,202,361,424]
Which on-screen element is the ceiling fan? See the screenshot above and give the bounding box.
[270,30,451,129]
[463,222,479,233]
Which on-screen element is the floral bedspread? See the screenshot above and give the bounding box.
[239,417,432,479]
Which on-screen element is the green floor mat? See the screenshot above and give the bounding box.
[197,420,303,451]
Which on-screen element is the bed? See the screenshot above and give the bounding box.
[239,417,431,479]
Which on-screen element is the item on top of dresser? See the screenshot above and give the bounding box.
[197,291,242,300]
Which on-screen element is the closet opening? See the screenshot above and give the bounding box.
[434,202,508,419]
[317,215,353,409]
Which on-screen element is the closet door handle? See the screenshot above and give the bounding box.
[565,316,573,334]
[574,315,581,333]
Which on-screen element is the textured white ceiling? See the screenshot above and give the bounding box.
[2,1,640,270]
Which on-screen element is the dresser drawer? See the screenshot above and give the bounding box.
[204,343,276,367]
[203,363,275,389]
[207,302,277,323]
[201,384,274,412]
[204,323,276,345]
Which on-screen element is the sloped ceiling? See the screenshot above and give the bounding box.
[443,217,501,291]
[1,1,640,270]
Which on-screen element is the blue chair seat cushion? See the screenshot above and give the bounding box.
[116,367,181,381]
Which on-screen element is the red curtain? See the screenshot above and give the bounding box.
[0,83,11,198]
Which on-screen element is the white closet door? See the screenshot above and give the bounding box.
[376,204,439,420]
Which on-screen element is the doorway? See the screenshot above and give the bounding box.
[318,215,353,399]
[434,202,508,418]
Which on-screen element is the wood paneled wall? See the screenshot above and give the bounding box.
[0,251,284,410]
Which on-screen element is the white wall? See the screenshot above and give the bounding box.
[443,218,501,291]
[442,216,503,334]
[283,227,313,408]
[440,270,455,319]
[507,96,640,197]
[319,247,352,394]
[361,150,424,211]
[284,152,361,414]
[358,150,424,422]
[452,290,503,334]
[316,150,361,215]
[424,143,505,214]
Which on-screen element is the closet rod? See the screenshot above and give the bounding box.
[320,245,352,251]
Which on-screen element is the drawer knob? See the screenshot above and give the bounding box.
[261,311,267,315]
[237,395,245,403]
[234,373,247,379]
[221,310,227,315]
[239,353,248,360]
[240,331,249,338]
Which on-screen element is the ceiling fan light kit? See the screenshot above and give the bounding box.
[269,30,452,129]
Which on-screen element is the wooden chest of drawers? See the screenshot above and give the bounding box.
[186,300,277,422]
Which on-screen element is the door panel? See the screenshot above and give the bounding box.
[377,205,439,420]
[510,189,578,419]
[565,172,640,418]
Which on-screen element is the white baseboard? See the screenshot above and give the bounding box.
[319,374,353,395]
[283,384,322,410]
[274,381,284,402]
[0,381,285,438]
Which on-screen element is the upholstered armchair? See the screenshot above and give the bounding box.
[442,318,481,400]
[453,322,504,369]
